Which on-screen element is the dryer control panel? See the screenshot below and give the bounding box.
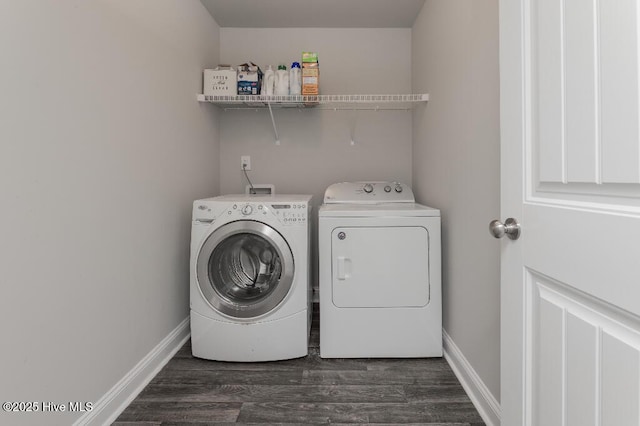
[324,181,415,204]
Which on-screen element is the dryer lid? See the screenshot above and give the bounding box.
[323,181,414,204]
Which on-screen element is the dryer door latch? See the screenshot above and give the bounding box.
[337,257,352,280]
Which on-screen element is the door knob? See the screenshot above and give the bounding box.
[489,218,521,240]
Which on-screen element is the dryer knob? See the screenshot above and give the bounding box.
[241,204,253,215]
[363,183,374,193]
[395,185,403,193]
[384,185,392,193]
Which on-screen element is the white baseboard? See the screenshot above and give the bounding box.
[73,317,191,426]
[443,330,501,426]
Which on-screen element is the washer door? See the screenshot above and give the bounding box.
[196,220,294,319]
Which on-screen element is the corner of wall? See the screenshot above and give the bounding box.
[444,330,501,426]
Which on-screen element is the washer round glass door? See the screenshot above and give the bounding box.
[196,220,294,319]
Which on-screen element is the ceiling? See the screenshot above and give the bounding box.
[200,0,426,28]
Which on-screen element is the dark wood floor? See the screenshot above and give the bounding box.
[115,305,486,425]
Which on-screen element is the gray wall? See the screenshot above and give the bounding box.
[218,28,414,287]
[0,1,220,424]
[218,28,413,202]
[411,0,501,400]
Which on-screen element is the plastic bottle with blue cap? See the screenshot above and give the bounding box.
[289,62,301,95]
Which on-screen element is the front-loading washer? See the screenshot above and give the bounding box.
[318,182,442,358]
[190,194,312,362]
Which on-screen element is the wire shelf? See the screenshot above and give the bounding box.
[196,93,429,110]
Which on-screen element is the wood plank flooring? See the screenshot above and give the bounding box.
[115,305,486,425]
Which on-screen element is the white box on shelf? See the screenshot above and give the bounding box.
[203,66,236,96]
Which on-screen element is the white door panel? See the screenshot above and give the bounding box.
[600,0,640,184]
[528,274,640,426]
[501,0,640,423]
[601,333,640,425]
[535,0,564,184]
[533,0,640,187]
[331,226,429,308]
[565,312,597,426]
[563,0,597,184]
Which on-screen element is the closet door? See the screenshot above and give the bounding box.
[500,0,640,424]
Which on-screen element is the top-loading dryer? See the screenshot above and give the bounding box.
[318,181,442,358]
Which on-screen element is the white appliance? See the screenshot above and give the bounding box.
[190,194,312,362]
[318,181,442,358]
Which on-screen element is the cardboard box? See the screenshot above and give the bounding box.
[237,62,263,95]
[301,52,319,95]
[302,52,319,63]
[302,66,319,95]
[203,66,236,96]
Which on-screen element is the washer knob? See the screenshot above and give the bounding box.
[363,183,374,193]
[395,185,403,193]
[384,185,392,193]
[241,204,253,215]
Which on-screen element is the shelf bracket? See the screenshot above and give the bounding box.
[349,110,358,146]
[267,103,281,145]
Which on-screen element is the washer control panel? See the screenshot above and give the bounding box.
[270,203,308,226]
[215,202,309,226]
[225,203,270,219]
[323,181,415,204]
[193,196,312,227]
